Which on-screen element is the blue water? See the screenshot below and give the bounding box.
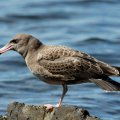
[0,0,120,119]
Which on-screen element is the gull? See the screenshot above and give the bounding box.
[0,34,120,110]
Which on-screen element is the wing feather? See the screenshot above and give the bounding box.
[37,46,118,80]
[38,56,103,80]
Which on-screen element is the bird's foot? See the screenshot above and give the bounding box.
[44,103,61,111]
[44,104,54,111]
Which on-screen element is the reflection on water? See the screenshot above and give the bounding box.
[0,0,120,120]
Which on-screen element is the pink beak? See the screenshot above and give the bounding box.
[0,44,13,54]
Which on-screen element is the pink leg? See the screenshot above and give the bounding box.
[44,84,68,110]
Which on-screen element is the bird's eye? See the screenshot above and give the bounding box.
[11,39,19,43]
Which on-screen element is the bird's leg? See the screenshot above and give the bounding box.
[55,84,68,107]
[44,84,68,110]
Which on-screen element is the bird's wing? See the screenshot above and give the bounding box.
[38,56,103,81]
[37,46,118,78]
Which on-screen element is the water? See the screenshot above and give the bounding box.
[0,0,120,119]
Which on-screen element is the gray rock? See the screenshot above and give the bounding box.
[6,102,101,120]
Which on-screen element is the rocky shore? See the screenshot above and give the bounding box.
[0,102,101,120]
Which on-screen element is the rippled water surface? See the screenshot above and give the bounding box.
[0,0,120,119]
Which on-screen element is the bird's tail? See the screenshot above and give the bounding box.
[89,77,120,91]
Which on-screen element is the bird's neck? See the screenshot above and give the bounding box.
[22,47,29,58]
[24,44,45,61]
[22,42,44,59]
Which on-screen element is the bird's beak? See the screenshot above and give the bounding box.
[0,44,13,54]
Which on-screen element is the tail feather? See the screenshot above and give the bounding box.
[90,77,120,91]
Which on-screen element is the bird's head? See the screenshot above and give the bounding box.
[0,34,42,58]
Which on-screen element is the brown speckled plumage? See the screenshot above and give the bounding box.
[0,34,120,108]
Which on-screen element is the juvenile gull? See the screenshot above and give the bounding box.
[0,34,120,109]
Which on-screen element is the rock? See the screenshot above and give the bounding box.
[6,102,101,120]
